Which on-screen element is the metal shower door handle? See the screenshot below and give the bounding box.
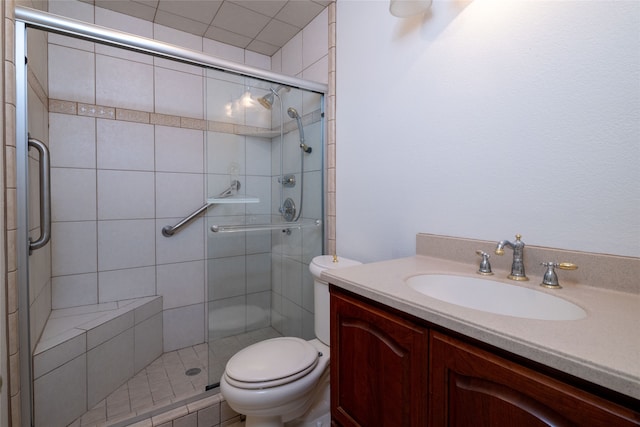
[27,137,51,254]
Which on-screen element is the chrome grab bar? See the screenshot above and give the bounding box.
[27,137,51,254]
[162,180,240,237]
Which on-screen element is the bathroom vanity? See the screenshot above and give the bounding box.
[325,234,640,427]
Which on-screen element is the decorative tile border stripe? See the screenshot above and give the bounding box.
[49,98,321,137]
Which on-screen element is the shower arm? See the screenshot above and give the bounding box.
[162,181,240,237]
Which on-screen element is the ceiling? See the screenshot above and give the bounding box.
[78,0,330,56]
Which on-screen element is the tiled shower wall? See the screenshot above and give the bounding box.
[45,0,329,352]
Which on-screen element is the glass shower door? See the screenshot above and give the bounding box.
[204,69,325,386]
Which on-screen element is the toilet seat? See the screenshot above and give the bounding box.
[224,337,320,389]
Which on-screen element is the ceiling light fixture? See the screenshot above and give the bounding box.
[389,0,432,17]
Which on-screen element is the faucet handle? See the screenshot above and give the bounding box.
[540,262,578,289]
[476,250,493,275]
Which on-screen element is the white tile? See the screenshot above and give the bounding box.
[155,126,204,173]
[49,44,96,104]
[246,253,271,294]
[87,329,135,407]
[271,49,283,74]
[302,308,315,340]
[37,324,85,354]
[302,8,329,69]
[134,312,163,372]
[49,113,96,169]
[52,221,98,276]
[30,282,52,355]
[280,297,303,337]
[95,7,154,63]
[134,296,163,324]
[28,26,48,93]
[156,260,205,310]
[282,257,303,306]
[156,217,205,264]
[163,304,205,352]
[97,170,155,220]
[202,38,244,64]
[208,256,245,301]
[98,266,156,303]
[153,24,203,75]
[302,225,323,264]
[28,240,51,306]
[28,88,47,144]
[246,292,271,331]
[246,230,272,254]
[281,32,303,77]
[34,354,87,427]
[245,136,272,176]
[245,175,271,215]
[207,297,245,341]
[155,173,204,220]
[98,219,156,271]
[207,221,246,258]
[303,170,323,219]
[97,120,155,171]
[302,266,314,313]
[205,132,246,176]
[51,168,97,222]
[244,90,273,128]
[302,54,328,85]
[205,79,245,124]
[245,50,271,70]
[33,332,86,379]
[154,67,204,119]
[85,311,134,350]
[52,273,98,309]
[48,0,95,51]
[50,302,117,319]
[96,54,154,111]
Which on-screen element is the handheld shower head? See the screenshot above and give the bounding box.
[287,107,312,153]
[286,106,299,119]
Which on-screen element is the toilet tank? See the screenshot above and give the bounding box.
[310,255,362,345]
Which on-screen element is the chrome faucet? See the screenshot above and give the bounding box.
[495,234,528,281]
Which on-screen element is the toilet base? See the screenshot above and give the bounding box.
[245,415,283,427]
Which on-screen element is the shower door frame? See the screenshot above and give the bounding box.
[14,7,327,426]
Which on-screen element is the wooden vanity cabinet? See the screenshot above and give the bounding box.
[330,286,640,427]
[330,286,428,427]
[430,331,640,427]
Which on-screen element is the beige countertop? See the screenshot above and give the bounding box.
[322,255,640,400]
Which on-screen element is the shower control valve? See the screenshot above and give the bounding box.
[279,174,296,187]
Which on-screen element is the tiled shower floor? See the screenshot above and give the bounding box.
[71,327,282,426]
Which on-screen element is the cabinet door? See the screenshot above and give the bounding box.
[330,289,428,427]
[430,331,640,427]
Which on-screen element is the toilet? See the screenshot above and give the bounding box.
[220,255,361,427]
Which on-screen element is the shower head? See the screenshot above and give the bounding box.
[287,107,312,154]
[257,85,286,110]
[258,92,275,109]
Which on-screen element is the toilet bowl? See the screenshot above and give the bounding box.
[220,255,361,427]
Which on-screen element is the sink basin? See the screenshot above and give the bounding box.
[405,274,586,320]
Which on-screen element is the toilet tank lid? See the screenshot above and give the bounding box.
[311,255,361,271]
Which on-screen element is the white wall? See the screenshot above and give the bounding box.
[336,0,640,262]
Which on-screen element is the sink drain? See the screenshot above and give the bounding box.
[185,368,201,376]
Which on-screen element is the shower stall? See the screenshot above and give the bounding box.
[14,7,326,426]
